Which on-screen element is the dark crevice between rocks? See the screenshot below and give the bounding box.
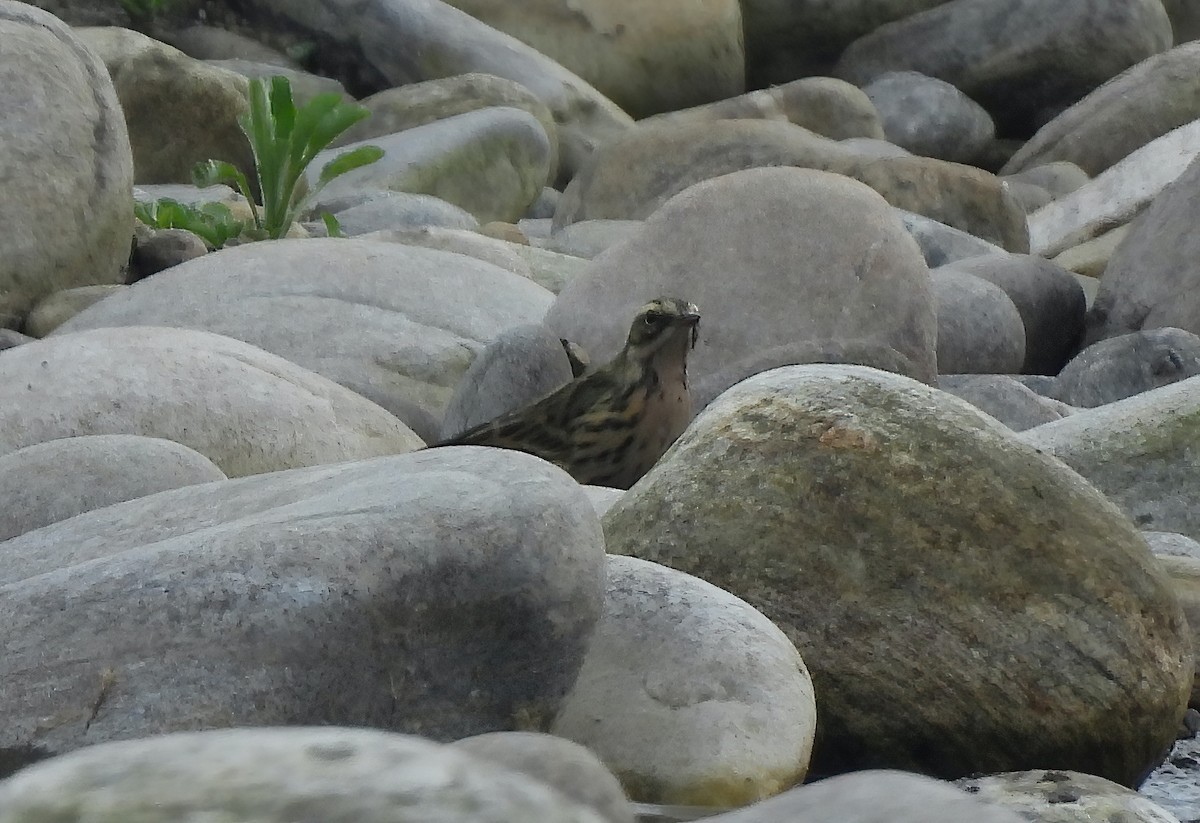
[0,743,54,780]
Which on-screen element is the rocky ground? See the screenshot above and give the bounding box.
[2,0,1200,821]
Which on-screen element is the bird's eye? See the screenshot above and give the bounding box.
[643,311,662,326]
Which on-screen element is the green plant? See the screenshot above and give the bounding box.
[134,198,246,249]
[117,0,174,26]
[193,75,383,240]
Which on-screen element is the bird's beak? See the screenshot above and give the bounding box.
[678,305,701,348]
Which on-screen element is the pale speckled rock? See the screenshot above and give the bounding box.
[0,448,605,763]
[936,254,1087,375]
[896,211,1007,268]
[0,435,225,542]
[956,770,1182,823]
[1022,376,1200,539]
[309,107,552,225]
[582,486,624,518]
[1003,161,1090,199]
[603,365,1192,785]
[22,285,124,337]
[0,326,421,477]
[703,770,1027,823]
[637,77,885,141]
[833,0,1173,137]
[0,330,32,350]
[1029,118,1200,258]
[1003,41,1200,178]
[1145,531,1200,561]
[1146,533,1200,708]
[554,119,1028,252]
[450,731,634,823]
[546,167,938,389]
[322,190,479,236]
[439,324,574,440]
[554,556,816,807]
[1086,151,1200,345]
[863,71,994,163]
[233,0,632,182]
[55,238,554,443]
[75,27,254,184]
[0,4,133,323]
[204,59,346,104]
[931,270,1026,375]
[438,0,743,120]
[937,374,1072,431]
[0,727,608,822]
[1054,328,1200,408]
[361,226,534,280]
[536,220,643,259]
[1003,180,1053,214]
[1052,225,1129,279]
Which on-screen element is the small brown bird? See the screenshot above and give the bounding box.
[436,298,702,489]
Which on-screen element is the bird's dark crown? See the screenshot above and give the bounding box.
[624,298,701,352]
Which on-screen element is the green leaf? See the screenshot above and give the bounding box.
[321,212,343,238]
[192,160,260,231]
[316,145,384,188]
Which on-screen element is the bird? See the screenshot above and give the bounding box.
[435,297,702,489]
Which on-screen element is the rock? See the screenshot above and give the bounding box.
[1029,118,1200,258]
[527,187,561,219]
[840,137,914,157]
[0,435,226,542]
[233,0,633,182]
[937,374,1072,430]
[1003,41,1200,177]
[834,0,1173,137]
[0,330,32,350]
[1002,180,1053,214]
[931,270,1026,374]
[55,238,553,444]
[1145,531,1200,560]
[702,770,1027,823]
[896,211,1008,268]
[323,191,480,235]
[160,23,297,67]
[1003,161,1090,199]
[129,228,210,281]
[1086,151,1200,344]
[603,364,1193,785]
[450,731,635,823]
[75,27,255,185]
[1164,0,1200,41]
[537,220,644,259]
[545,167,938,390]
[582,486,624,518]
[309,107,552,225]
[22,285,125,338]
[936,254,1087,374]
[0,326,421,477]
[0,447,605,762]
[439,324,575,440]
[1054,328,1200,408]
[1145,532,1200,708]
[204,59,347,104]
[956,770,1183,823]
[637,77,885,141]
[438,0,743,119]
[337,73,560,181]
[0,727,608,822]
[1022,375,1200,540]
[553,556,816,807]
[863,71,994,163]
[0,4,132,324]
[554,119,1029,252]
[1051,225,1129,279]
[361,226,535,281]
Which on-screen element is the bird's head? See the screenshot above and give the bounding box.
[624,298,701,360]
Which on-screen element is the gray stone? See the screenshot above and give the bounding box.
[956,770,1182,823]
[0,4,132,323]
[204,59,346,104]
[937,374,1071,431]
[1021,375,1200,540]
[554,556,816,807]
[931,270,1026,375]
[1055,328,1200,408]
[361,226,535,281]
[23,285,125,338]
[582,486,624,518]
[0,330,31,350]
[1003,180,1053,214]
[0,448,605,763]
[1003,161,1090,199]
[56,238,553,444]
[834,0,1172,136]
[324,190,480,235]
[439,324,575,440]
[527,187,561,219]
[0,326,421,477]
[1145,531,1200,561]
[863,71,994,163]
[937,254,1087,375]
[160,23,297,67]
[1086,151,1200,345]
[75,27,255,185]
[704,770,1027,823]
[451,731,634,823]
[129,228,210,282]
[1003,41,1200,177]
[538,220,644,259]
[554,119,1029,252]
[309,107,552,225]
[545,167,939,391]
[0,727,607,822]
[0,435,226,542]
[604,365,1192,786]
[233,0,632,182]
[896,210,1008,268]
